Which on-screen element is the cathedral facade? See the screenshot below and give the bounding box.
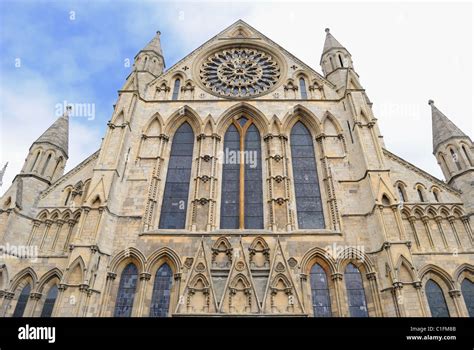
[0,20,473,317]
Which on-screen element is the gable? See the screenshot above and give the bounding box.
[144,20,336,101]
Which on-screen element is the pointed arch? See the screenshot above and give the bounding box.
[290,120,325,229]
[37,268,63,292]
[271,273,292,290]
[301,246,337,275]
[190,273,211,289]
[203,115,215,135]
[159,121,195,229]
[321,111,343,135]
[149,263,173,317]
[164,105,201,135]
[281,104,322,136]
[216,102,269,135]
[230,273,251,290]
[109,247,146,274]
[418,264,455,290]
[9,267,38,292]
[269,115,282,134]
[211,237,233,268]
[143,112,164,136]
[147,247,182,273]
[453,263,474,285]
[112,110,125,125]
[335,248,376,275]
[394,255,417,282]
[66,256,86,285]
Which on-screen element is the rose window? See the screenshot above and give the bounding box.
[200,48,280,98]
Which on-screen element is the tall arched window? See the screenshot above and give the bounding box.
[13,283,31,317]
[310,264,332,317]
[425,279,450,317]
[461,279,474,317]
[462,145,472,166]
[171,78,181,100]
[64,189,71,206]
[299,77,308,99]
[450,149,461,171]
[30,151,40,171]
[397,185,406,202]
[433,189,440,202]
[344,263,368,317]
[338,54,344,67]
[329,57,334,70]
[40,284,58,317]
[159,122,194,229]
[114,263,138,317]
[220,117,263,229]
[290,121,324,229]
[417,188,425,202]
[41,154,52,175]
[149,263,173,317]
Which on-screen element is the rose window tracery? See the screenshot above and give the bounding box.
[200,47,280,98]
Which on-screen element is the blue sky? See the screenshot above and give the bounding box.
[0,1,472,194]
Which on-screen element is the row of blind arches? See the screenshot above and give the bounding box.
[159,118,325,230]
[10,264,473,317]
[170,77,310,100]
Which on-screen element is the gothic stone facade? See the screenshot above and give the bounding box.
[0,21,473,317]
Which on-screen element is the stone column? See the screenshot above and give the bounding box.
[331,272,344,317]
[461,216,473,245]
[414,281,428,317]
[27,292,42,316]
[265,134,291,231]
[99,272,116,316]
[190,133,220,231]
[448,216,462,248]
[366,272,383,316]
[421,216,435,250]
[408,216,421,250]
[434,216,449,249]
[142,134,169,231]
[51,219,65,252]
[449,289,464,317]
[135,272,151,316]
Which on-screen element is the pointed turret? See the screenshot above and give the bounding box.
[322,28,346,55]
[33,113,69,157]
[430,100,468,153]
[319,28,356,89]
[134,30,165,76]
[429,100,473,215]
[21,109,70,182]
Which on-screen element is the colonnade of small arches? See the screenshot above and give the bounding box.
[2,243,471,317]
[399,205,472,252]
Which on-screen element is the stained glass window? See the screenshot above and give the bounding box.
[299,78,308,99]
[244,124,263,229]
[40,284,58,317]
[13,283,31,317]
[344,263,368,317]
[220,124,240,229]
[310,264,332,317]
[172,79,181,100]
[114,263,138,317]
[461,279,474,317]
[220,117,263,229]
[149,263,173,317]
[426,279,450,317]
[290,122,325,229]
[159,122,194,229]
